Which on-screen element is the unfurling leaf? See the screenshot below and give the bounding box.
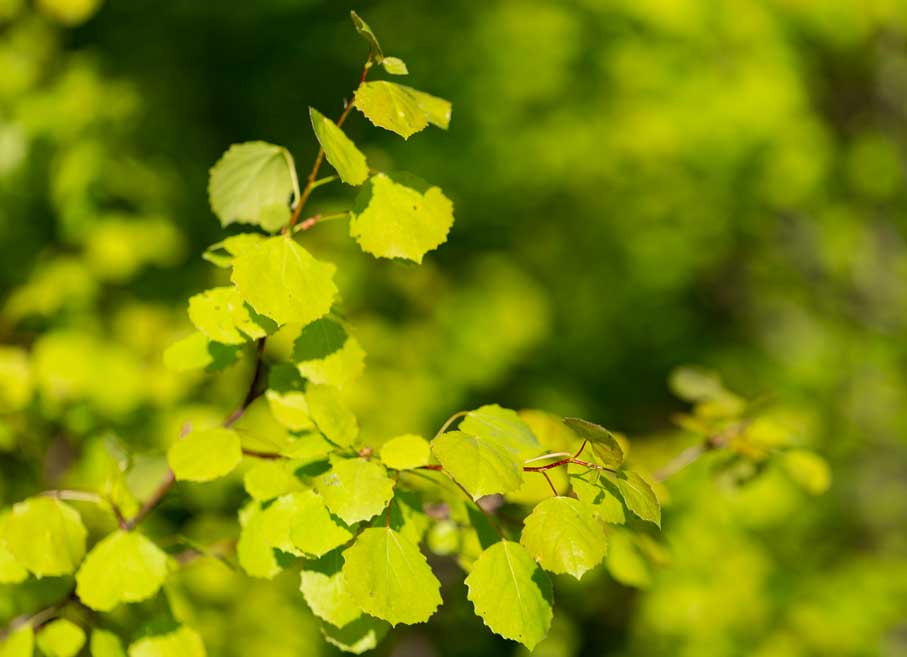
[208,141,296,230]
[342,527,442,625]
[350,173,453,263]
[350,10,383,63]
[309,107,368,186]
[75,530,169,611]
[563,417,624,468]
[381,57,408,75]
[465,540,553,650]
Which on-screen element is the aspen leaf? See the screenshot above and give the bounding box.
[350,10,383,62]
[315,458,393,524]
[431,430,523,500]
[208,141,295,230]
[231,235,337,327]
[299,549,362,628]
[4,497,86,577]
[0,510,28,584]
[75,530,169,611]
[162,332,239,373]
[309,107,368,185]
[381,57,408,75]
[465,540,553,650]
[167,427,242,482]
[90,630,126,657]
[350,173,453,263]
[460,404,541,459]
[320,616,389,655]
[187,286,273,345]
[36,619,85,657]
[237,494,307,579]
[127,627,206,657]
[520,496,607,579]
[306,384,359,447]
[568,464,625,524]
[616,471,661,527]
[353,81,427,139]
[342,527,441,625]
[379,434,430,470]
[288,490,354,558]
[292,317,365,388]
[563,417,624,468]
[0,626,33,657]
[400,85,451,129]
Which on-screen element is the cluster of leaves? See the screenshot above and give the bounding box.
[0,9,832,657]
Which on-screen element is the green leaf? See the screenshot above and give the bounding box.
[299,549,361,628]
[288,490,354,557]
[36,619,85,657]
[292,317,366,388]
[208,141,296,230]
[75,530,169,611]
[350,172,454,263]
[0,510,28,583]
[0,626,33,657]
[520,496,607,579]
[187,286,273,345]
[0,346,32,413]
[167,427,242,482]
[231,235,337,327]
[381,57,408,75]
[353,81,428,139]
[668,365,728,402]
[567,465,625,524]
[342,527,441,625]
[4,497,86,577]
[377,490,429,546]
[90,630,126,657]
[350,10,383,62]
[243,459,304,500]
[264,363,315,432]
[127,627,206,657]
[162,333,240,373]
[233,396,333,459]
[320,616,389,655]
[315,458,394,525]
[465,540,553,650]
[202,233,266,268]
[460,404,541,459]
[616,471,661,527]
[432,430,523,499]
[782,449,831,495]
[306,384,359,447]
[399,85,451,129]
[379,434,430,470]
[237,493,309,578]
[563,417,624,468]
[309,107,368,186]
[606,529,650,588]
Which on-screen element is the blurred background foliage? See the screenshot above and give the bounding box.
[1,0,906,656]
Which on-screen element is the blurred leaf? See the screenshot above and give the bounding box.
[36,619,85,657]
[76,531,169,611]
[782,449,831,495]
[616,471,661,527]
[90,630,126,657]
[381,57,408,75]
[432,430,524,499]
[379,434,430,470]
[4,497,86,577]
[167,427,242,482]
[0,626,33,657]
[315,458,394,524]
[127,626,205,657]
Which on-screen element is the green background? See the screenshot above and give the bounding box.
[2,1,906,656]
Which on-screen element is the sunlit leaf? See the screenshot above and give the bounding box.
[379,434,430,470]
[4,497,86,577]
[563,417,624,468]
[299,549,362,628]
[36,619,85,657]
[76,530,169,611]
[127,626,206,657]
[342,527,441,625]
[315,458,394,525]
[90,630,126,657]
[309,107,368,186]
[167,427,242,482]
[520,496,607,579]
[288,490,354,558]
[432,430,523,499]
[616,471,661,527]
[353,82,428,139]
[465,540,553,650]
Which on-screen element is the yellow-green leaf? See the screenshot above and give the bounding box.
[299,549,362,628]
[90,630,126,657]
[75,530,169,611]
[563,417,624,468]
[0,626,33,657]
[315,458,394,525]
[187,286,273,345]
[381,57,408,75]
[288,490,354,558]
[379,434,430,470]
[309,107,368,186]
[432,430,524,500]
[306,384,359,447]
[350,173,453,263]
[292,317,366,388]
[520,496,607,579]
[208,141,295,230]
[231,235,337,327]
[36,619,85,657]
[616,471,661,527]
[4,497,86,577]
[353,81,428,139]
[127,627,206,657]
[342,527,441,625]
[167,427,242,482]
[465,540,553,650]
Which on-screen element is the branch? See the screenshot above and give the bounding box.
[288,61,370,230]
